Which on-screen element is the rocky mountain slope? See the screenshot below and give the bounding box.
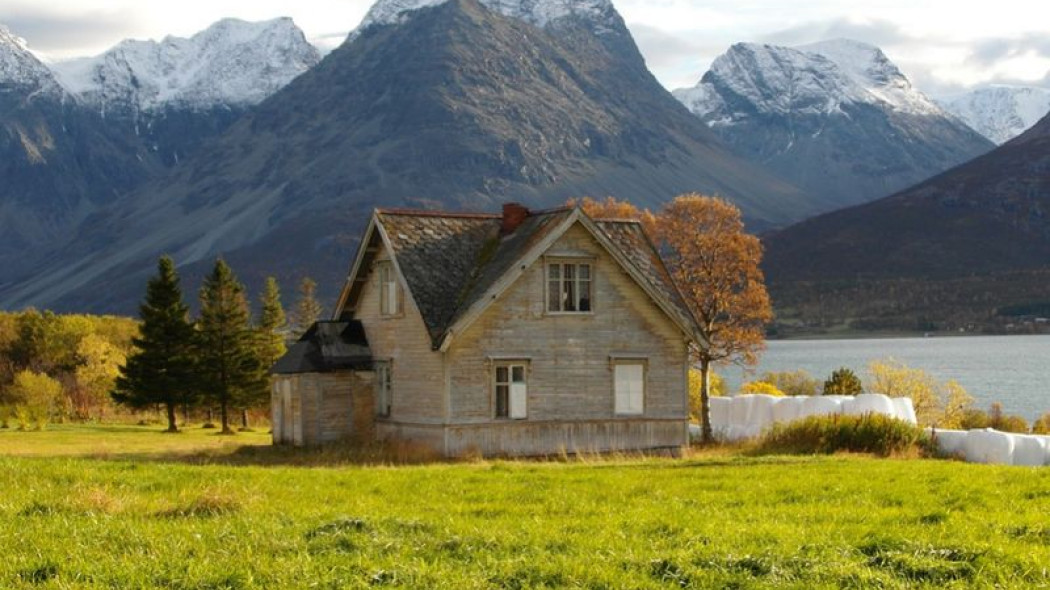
[0,0,825,313]
[52,18,320,165]
[0,25,160,279]
[674,39,994,208]
[939,85,1050,144]
[763,111,1050,333]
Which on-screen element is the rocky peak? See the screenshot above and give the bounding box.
[0,24,65,97]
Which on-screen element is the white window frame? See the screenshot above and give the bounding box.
[493,361,528,420]
[545,260,593,314]
[377,261,402,317]
[614,362,645,416]
[375,360,392,418]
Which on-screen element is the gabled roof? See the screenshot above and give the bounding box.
[335,206,700,350]
[271,321,372,374]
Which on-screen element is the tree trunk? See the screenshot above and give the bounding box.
[700,357,713,444]
[220,396,233,434]
[165,402,178,433]
[241,408,249,430]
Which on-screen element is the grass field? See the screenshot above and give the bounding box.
[2,425,1050,589]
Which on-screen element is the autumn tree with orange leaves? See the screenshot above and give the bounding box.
[572,195,773,443]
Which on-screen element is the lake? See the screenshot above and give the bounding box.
[723,335,1050,421]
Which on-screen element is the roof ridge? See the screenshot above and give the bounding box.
[376,208,501,219]
[594,217,643,224]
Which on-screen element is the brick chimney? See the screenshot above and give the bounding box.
[501,202,529,235]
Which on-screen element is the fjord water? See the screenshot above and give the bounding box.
[726,335,1050,420]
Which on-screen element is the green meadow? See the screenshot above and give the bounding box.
[2,425,1049,589]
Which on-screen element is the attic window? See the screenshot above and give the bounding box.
[378,261,402,316]
[547,262,592,313]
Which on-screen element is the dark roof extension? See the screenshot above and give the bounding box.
[271,320,373,374]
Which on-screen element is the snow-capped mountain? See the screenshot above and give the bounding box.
[673,40,993,208]
[350,0,619,38]
[46,18,320,165]
[53,18,320,114]
[938,85,1050,144]
[0,24,65,97]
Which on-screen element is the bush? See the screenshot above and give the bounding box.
[756,414,929,457]
[867,360,975,428]
[823,368,862,396]
[1033,412,1050,435]
[739,381,784,396]
[759,370,818,396]
[987,402,1028,433]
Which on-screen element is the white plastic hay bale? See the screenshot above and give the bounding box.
[709,397,731,430]
[839,396,856,415]
[725,424,749,443]
[847,393,896,418]
[892,397,918,424]
[963,428,1015,465]
[1012,435,1048,467]
[928,428,967,456]
[687,422,701,441]
[746,395,777,432]
[771,397,803,424]
[822,395,850,413]
[729,395,753,427]
[801,396,842,419]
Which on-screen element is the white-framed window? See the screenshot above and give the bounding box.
[494,362,528,419]
[377,261,401,316]
[547,261,592,313]
[376,361,392,417]
[614,362,645,415]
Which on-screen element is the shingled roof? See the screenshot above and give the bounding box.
[271,321,372,374]
[336,205,700,350]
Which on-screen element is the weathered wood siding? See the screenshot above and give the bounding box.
[272,372,373,446]
[355,249,447,424]
[446,222,689,454]
[444,419,686,457]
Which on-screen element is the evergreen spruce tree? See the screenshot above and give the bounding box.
[258,277,287,366]
[291,277,324,338]
[196,259,268,434]
[113,256,196,432]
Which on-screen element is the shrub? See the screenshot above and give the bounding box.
[823,368,862,396]
[756,414,929,457]
[959,408,990,430]
[987,402,1028,433]
[759,370,818,396]
[1033,412,1050,435]
[9,370,63,431]
[739,381,784,396]
[867,360,975,428]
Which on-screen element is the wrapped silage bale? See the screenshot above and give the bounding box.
[892,397,918,424]
[746,395,777,434]
[963,428,1015,465]
[772,396,804,424]
[709,397,731,432]
[928,428,967,457]
[801,396,842,419]
[729,395,752,428]
[1012,435,1048,467]
[839,396,856,415]
[847,393,896,418]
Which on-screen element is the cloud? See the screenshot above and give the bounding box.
[760,18,911,48]
[3,8,143,57]
[968,33,1050,67]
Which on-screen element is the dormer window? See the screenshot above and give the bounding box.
[547,262,592,313]
[378,261,401,316]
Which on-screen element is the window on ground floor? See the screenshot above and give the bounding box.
[494,362,528,419]
[614,362,645,415]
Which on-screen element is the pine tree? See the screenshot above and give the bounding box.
[291,277,324,338]
[113,256,196,432]
[196,259,268,434]
[258,277,287,366]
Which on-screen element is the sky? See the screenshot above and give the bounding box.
[2,0,1049,96]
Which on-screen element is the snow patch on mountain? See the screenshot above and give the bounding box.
[938,85,1050,144]
[0,24,65,97]
[349,0,618,41]
[673,39,944,124]
[52,17,320,115]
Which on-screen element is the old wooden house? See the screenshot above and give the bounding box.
[271,203,701,456]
